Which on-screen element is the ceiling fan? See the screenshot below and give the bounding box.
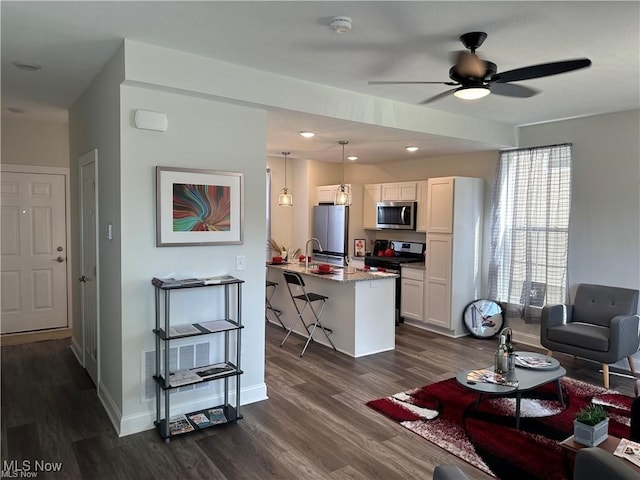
[368,32,591,104]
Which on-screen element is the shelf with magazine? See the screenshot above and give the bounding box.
[151,275,244,442]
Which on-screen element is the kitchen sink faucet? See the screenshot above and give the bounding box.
[305,238,323,270]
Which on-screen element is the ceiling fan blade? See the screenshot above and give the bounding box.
[492,58,591,83]
[419,88,458,104]
[490,82,539,98]
[369,80,458,85]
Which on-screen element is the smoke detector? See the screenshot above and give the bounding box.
[329,16,352,33]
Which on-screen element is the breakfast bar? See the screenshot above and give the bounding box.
[266,262,397,357]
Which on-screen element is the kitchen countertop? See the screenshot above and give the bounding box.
[266,262,398,283]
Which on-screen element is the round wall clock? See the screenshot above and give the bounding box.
[462,299,504,338]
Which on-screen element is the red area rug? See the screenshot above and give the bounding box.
[366,377,633,480]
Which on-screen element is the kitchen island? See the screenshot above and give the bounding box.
[266,263,397,357]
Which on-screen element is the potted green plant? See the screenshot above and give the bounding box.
[574,403,609,446]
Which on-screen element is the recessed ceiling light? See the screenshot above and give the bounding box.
[299,131,315,138]
[405,146,419,152]
[12,60,42,71]
[7,107,25,114]
[347,155,358,161]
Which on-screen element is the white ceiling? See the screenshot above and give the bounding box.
[2,1,639,164]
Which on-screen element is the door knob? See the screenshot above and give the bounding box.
[78,275,88,283]
[57,246,63,252]
[55,256,65,263]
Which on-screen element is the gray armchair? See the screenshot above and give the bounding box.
[433,448,638,480]
[541,283,639,388]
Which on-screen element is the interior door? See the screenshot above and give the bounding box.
[1,171,68,333]
[80,150,99,386]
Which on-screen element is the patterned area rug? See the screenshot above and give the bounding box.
[366,377,633,480]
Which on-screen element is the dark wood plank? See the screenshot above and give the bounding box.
[1,323,634,479]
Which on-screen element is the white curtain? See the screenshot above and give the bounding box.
[488,144,572,323]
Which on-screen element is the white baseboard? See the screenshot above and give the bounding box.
[70,337,83,365]
[98,380,123,436]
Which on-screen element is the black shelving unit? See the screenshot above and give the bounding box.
[151,276,244,442]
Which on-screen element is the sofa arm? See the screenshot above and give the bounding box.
[433,465,471,480]
[541,304,571,330]
[574,447,639,480]
[608,314,640,358]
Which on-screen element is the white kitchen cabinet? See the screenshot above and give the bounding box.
[426,177,454,233]
[381,182,417,201]
[424,234,452,328]
[424,177,484,336]
[401,267,424,321]
[317,184,356,205]
[363,184,382,229]
[317,184,339,204]
[416,180,429,232]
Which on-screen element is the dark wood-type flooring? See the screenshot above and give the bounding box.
[1,323,636,479]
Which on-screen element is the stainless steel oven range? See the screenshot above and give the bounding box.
[364,240,425,324]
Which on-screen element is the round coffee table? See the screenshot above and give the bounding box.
[456,353,565,430]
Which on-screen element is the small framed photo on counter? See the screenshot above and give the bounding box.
[354,239,366,257]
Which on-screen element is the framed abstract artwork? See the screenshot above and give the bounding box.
[156,167,244,246]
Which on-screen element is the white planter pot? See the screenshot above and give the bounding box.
[573,418,609,447]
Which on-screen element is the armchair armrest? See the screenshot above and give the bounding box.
[574,447,639,480]
[608,314,640,357]
[541,304,572,330]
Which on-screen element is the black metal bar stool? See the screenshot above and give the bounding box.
[280,271,336,357]
[265,280,286,329]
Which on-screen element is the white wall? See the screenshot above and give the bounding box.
[70,40,270,436]
[123,40,516,149]
[266,155,294,255]
[118,85,268,434]
[343,150,498,186]
[1,115,69,167]
[69,44,126,417]
[519,110,640,297]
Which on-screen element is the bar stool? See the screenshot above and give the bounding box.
[265,280,286,329]
[280,271,336,357]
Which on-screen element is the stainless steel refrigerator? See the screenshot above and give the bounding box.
[312,205,349,265]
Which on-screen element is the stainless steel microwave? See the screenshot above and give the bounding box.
[376,201,417,230]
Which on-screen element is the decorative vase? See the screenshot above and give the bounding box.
[573,417,609,446]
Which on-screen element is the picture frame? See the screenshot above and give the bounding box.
[156,167,244,246]
[354,238,366,257]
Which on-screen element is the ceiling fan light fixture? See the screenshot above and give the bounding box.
[299,131,315,138]
[454,86,490,100]
[405,146,419,152]
[347,155,358,161]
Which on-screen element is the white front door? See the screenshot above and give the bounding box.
[80,150,99,386]
[1,171,68,333]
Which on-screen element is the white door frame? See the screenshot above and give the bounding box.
[0,164,73,331]
[79,149,100,388]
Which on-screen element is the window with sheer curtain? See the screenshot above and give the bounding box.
[488,144,572,324]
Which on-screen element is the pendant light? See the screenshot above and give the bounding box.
[278,151,293,207]
[334,140,352,206]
